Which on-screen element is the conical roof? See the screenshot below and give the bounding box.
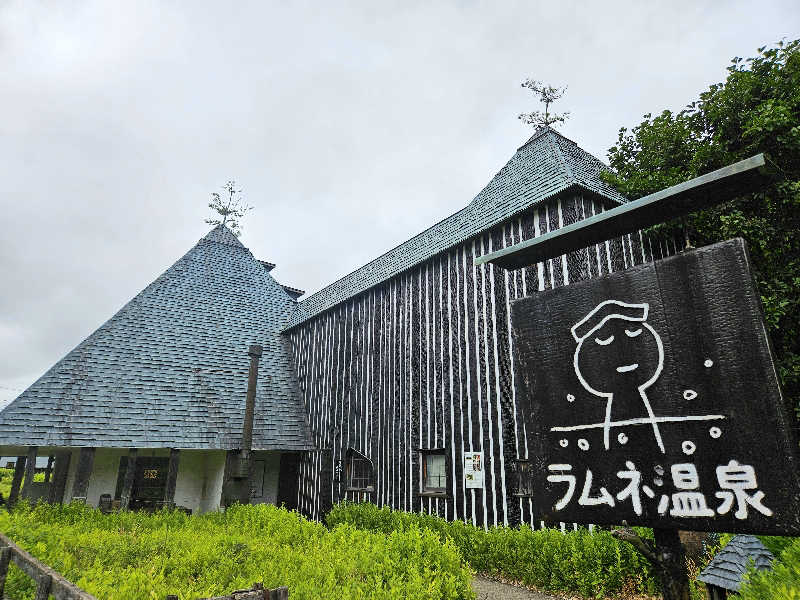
[287,127,626,328]
[697,535,775,591]
[0,224,313,451]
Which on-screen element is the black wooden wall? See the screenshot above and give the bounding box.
[286,192,678,527]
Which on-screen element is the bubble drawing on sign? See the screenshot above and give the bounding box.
[550,299,726,454]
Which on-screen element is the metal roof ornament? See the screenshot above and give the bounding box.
[518,79,570,129]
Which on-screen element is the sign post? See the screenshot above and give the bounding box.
[477,155,800,599]
[512,238,799,535]
[511,238,800,598]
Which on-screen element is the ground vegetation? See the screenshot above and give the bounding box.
[0,502,473,600]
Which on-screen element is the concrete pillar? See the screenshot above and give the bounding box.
[120,448,138,509]
[70,447,95,502]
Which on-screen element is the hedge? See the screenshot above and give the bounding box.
[0,467,13,498]
[326,502,660,598]
[0,502,474,600]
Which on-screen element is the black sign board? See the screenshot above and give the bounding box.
[511,238,800,534]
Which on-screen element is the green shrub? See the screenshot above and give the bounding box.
[326,502,659,598]
[0,467,13,498]
[0,467,46,500]
[0,501,474,600]
[738,536,800,599]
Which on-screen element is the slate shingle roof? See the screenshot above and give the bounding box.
[697,535,775,592]
[285,127,627,329]
[0,225,314,451]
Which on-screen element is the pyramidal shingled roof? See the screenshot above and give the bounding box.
[0,224,313,451]
[697,535,775,592]
[286,127,627,328]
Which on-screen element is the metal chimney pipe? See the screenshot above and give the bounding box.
[241,344,263,454]
[237,344,263,506]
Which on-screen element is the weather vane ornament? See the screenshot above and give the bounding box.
[518,79,570,128]
[205,180,253,237]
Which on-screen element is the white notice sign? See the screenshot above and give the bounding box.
[463,451,484,489]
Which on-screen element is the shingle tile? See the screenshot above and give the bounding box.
[0,225,314,451]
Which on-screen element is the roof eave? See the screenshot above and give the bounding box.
[283,180,620,332]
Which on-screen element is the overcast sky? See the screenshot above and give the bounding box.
[1,1,798,406]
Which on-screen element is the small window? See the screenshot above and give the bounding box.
[510,459,534,497]
[345,449,374,492]
[421,449,447,495]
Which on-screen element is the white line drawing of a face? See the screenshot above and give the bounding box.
[571,300,666,453]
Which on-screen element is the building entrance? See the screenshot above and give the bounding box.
[114,456,170,510]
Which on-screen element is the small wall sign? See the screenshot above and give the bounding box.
[464,451,485,489]
[511,238,800,534]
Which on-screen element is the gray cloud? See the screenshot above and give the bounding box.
[1,0,797,404]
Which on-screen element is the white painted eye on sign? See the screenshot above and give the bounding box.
[464,451,484,489]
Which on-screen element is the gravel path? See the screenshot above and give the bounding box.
[471,575,561,600]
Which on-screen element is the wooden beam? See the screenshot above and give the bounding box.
[48,451,72,504]
[34,573,52,600]
[70,447,95,502]
[164,449,180,505]
[20,446,37,500]
[44,455,54,483]
[7,456,26,506]
[475,154,768,269]
[119,448,138,510]
[0,546,10,598]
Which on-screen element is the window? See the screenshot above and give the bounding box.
[510,459,534,497]
[113,456,169,509]
[345,449,374,492]
[421,449,447,495]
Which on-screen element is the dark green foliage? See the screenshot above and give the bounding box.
[603,39,800,422]
[327,502,660,598]
[738,536,800,599]
[755,535,797,559]
[0,501,474,600]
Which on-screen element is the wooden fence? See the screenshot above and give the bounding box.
[167,583,289,600]
[0,532,288,600]
[0,532,97,600]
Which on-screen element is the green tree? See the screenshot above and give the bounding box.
[205,180,253,237]
[603,39,800,423]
